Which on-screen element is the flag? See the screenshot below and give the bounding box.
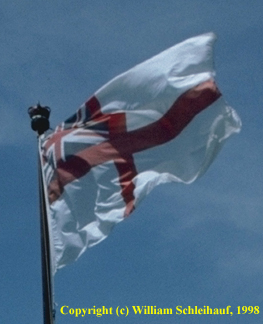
[39,32,241,274]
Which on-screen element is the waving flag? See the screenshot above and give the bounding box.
[40,33,241,273]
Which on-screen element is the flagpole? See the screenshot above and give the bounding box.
[38,157,55,324]
[28,104,55,324]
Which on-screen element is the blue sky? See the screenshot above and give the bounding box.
[1,1,263,323]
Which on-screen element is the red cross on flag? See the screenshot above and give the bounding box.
[39,33,241,273]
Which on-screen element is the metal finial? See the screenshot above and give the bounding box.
[28,103,51,135]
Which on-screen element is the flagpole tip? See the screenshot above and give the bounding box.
[28,103,51,135]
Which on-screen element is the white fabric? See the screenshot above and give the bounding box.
[40,33,241,274]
